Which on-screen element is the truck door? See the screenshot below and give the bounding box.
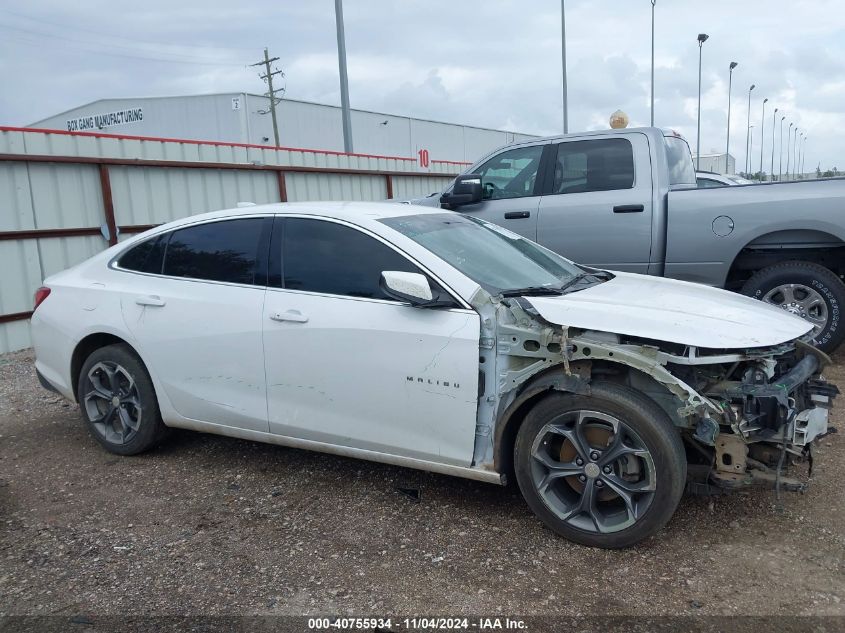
[449,143,549,240]
[535,134,654,273]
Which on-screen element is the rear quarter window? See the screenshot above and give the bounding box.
[117,234,166,274]
[664,136,697,186]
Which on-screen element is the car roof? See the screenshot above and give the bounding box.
[158,201,445,229]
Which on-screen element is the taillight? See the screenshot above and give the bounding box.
[33,286,51,311]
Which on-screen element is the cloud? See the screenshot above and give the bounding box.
[1,0,843,170]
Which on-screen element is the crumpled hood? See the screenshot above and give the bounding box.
[523,271,813,349]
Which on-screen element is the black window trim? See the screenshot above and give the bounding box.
[267,214,472,310]
[109,215,274,290]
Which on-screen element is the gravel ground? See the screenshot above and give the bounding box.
[1,348,844,620]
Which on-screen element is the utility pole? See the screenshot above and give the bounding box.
[786,122,793,180]
[650,0,656,126]
[770,107,777,180]
[334,0,354,153]
[250,48,284,146]
[561,0,569,134]
[726,62,737,173]
[759,98,767,179]
[744,84,755,175]
[696,34,709,169]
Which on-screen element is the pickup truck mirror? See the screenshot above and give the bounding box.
[440,174,483,207]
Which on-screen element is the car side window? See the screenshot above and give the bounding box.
[552,138,635,194]
[162,218,265,285]
[476,145,544,201]
[281,218,425,301]
[117,234,166,274]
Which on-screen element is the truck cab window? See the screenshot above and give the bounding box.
[476,145,544,200]
[552,139,635,194]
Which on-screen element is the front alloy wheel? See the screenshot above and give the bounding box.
[515,382,686,548]
[529,410,657,534]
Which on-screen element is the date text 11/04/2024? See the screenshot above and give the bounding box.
[307,617,528,630]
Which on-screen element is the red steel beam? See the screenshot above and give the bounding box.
[0,153,456,178]
[0,311,33,324]
[385,174,394,199]
[98,164,118,246]
[277,171,288,202]
[0,227,102,241]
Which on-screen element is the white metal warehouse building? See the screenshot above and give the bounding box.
[29,93,537,165]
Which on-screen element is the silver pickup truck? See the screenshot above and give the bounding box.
[409,128,845,352]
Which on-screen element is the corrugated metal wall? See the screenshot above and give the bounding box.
[0,127,461,353]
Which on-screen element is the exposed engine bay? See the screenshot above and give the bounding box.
[471,292,839,495]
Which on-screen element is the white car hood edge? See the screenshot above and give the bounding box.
[523,272,813,349]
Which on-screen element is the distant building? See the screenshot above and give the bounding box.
[28,93,538,164]
[696,152,736,175]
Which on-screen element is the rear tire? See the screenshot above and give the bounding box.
[77,344,169,455]
[514,382,686,548]
[741,261,845,353]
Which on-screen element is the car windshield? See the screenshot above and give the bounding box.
[380,213,583,294]
[664,135,697,186]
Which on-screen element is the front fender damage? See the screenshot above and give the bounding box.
[470,291,838,495]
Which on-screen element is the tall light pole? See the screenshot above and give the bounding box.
[793,130,801,180]
[778,116,785,180]
[786,122,793,180]
[650,0,656,126]
[696,33,709,169]
[770,107,778,180]
[801,136,807,177]
[561,0,569,134]
[749,124,755,173]
[725,61,738,173]
[334,0,354,153]
[796,133,803,179]
[759,97,768,179]
[744,84,755,175]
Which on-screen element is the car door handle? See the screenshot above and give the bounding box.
[270,310,309,323]
[504,211,531,219]
[613,204,645,213]
[135,295,166,307]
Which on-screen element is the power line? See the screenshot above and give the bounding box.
[0,7,257,53]
[0,25,252,66]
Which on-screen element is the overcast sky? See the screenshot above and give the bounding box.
[1,0,843,172]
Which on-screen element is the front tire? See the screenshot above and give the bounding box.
[77,344,169,455]
[741,261,845,353]
[514,382,686,548]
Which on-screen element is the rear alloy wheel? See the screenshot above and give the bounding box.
[78,344,168,455]
[741,261,845,353]
[514,382,686,548]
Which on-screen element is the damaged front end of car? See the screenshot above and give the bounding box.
[471,292,838,496]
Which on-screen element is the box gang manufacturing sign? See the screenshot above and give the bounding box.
[66,107,144,132]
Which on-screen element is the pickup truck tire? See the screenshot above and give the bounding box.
[740,261,845,353]
[77,344,169,456]
[513,382,686,549]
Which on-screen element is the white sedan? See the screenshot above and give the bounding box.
[32,202,835,548]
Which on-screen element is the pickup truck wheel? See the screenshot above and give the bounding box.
[513,382,686,549]
[77,344,169,456]
[741,261,845,352]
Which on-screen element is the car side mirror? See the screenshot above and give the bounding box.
[380,271,434,306]
[440,173,483,208]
